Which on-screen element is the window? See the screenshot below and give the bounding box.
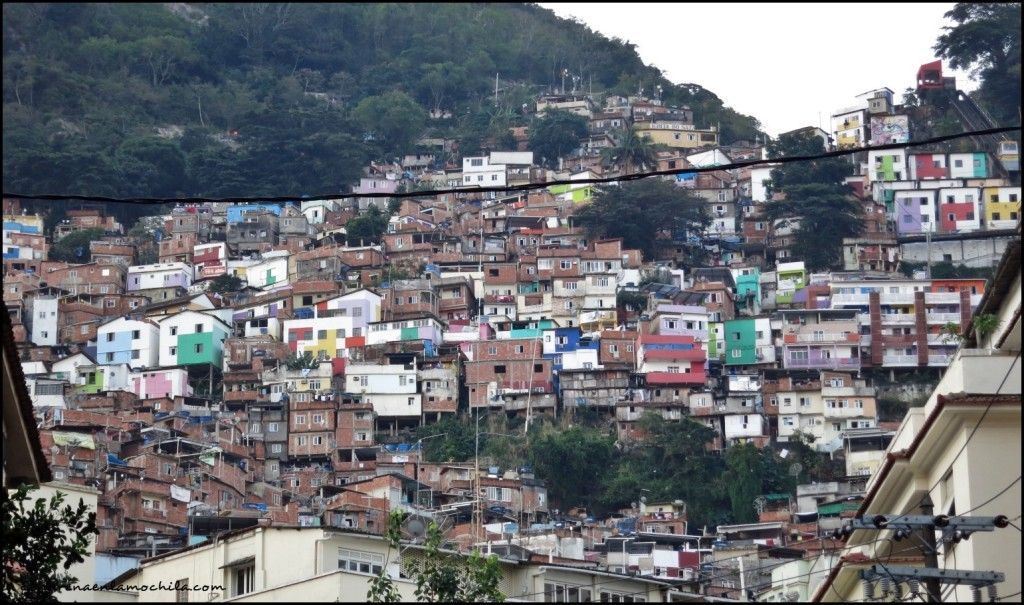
[170,326,178,336]
[313,414,325,424]
[534,363,543,373]
[131,330,140,340]
[131,350,140,360]
[169,346,177,356]
[559,260,572,270]
[297,436,308,446]
[313,435,324,446]
[268,422,279,432]
[494,365,507,374]
[337,548,383,575]
[194,343,204,354]
[229,564,255,597]
[271,444,283,453]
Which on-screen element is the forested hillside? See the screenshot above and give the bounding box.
[3,3,762,199]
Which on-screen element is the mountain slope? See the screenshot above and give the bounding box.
[3,3,763,199]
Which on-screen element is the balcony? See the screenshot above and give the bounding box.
[645,371,707,385]
[880,314,917,325]
[484,294,516,304]
[784,332,859,344]
[785,357,861,370]
[926,292,961,304]
[224,390,259,402]
[926,312,961,324]
[438,297,468,310]
[499,380,554,394]
[928,354,953,366]
[879,292,916,305]
[830,293,868,306]
[882,354,919,366]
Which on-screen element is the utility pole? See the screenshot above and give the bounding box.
[925,228,932,279]
[918,495,942,602]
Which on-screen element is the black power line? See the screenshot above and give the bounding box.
[3,126,1019,205]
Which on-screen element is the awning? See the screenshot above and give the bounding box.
[219,555,255,569]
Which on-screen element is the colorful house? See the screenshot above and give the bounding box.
[937,187,982,233]
[866,149,907,183]
[637,334,707,386]
[284,290,382,360]
[96,316,160,369]
[225,203,282,224]
[723,317,775,366]
[732,267,761,313]
[130,368,192,400]
[948,152,988,179]
[157,310,231,368]
[983,186,1021,229]
[893,190,938,234]
[246,250,290,290]
[907,153,948,180]
[775,262,808,307]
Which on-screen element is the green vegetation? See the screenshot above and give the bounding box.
[765,131,862,271]
[1,485,99,603]
[48,228,106,262]
[528,109,589,169]
[345,205,390,244]
[207,274,244,294]
[934,3,1021,127]
[284,350,321,371]
[3,4,761,199]
[601,127,657,175]
[368,511,505,603]
[573,179,710,263]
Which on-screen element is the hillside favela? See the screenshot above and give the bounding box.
[1,3,1020,603]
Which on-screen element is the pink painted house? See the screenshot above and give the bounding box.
[130,368,192,400]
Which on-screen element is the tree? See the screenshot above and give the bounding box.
[601,127,656,175]
[723,444,762,523]
[346,206,390,244]
[527,425,617,512]
[49,228,106,262]
[284,350,320,370]
[599,413,728,525]
[934,3,1021,126]
[367,511,505,603]
[901,87,919,107]
[765,130,852,195]
[207,274,244,294]
[1,485,99,602]
[415,416,476,463]
[573,179,709,262]
[528,109,588,169]
[351,91,428,157]
[764,183,865,271]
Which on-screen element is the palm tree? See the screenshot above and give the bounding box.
[602,127,657,176]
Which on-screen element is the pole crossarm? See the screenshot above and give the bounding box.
[862,565,1005,587]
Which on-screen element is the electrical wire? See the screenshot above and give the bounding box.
[957,475,1021,516]
[3,126,1019,205]
[875,352,1021,529]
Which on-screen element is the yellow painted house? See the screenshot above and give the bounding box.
[983,186,1021,229]
[633,119,719,149]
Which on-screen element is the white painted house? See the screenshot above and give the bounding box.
[462,156,506,188]
[346,360,421,418]
[95,317,160,369]
[126,262,193,292]
[246,250,290,290]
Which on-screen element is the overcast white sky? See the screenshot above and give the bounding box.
[538,3,978,136]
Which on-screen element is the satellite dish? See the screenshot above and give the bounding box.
[403,517,426,541]
[789,462,804,477]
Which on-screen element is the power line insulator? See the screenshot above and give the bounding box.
[987,584,998,602]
